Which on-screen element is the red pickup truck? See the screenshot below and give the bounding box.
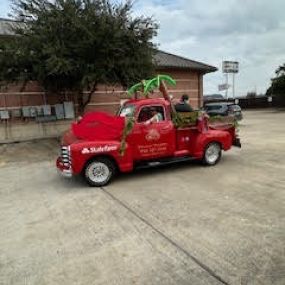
[57,98,241,186]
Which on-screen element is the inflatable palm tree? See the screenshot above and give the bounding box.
[128,74,184,125]
[128,75,176,101]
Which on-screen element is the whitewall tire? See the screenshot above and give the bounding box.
[203,142,222,166]
[84,157,115,187]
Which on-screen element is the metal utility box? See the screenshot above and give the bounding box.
[22,107,31,117]
[43,105,51,116]
[64,102,75,119]
[0,110,10,120]
[55,104,65,120]
[29,107,37,117]
[36,106,44,116]
[11,109,22,118]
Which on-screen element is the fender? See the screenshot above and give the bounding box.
[70,140,134,174]
[191,130,232,158]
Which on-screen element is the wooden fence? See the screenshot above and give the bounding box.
[204,96,285,109]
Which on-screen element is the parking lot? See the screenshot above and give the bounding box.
[0,109,284,285]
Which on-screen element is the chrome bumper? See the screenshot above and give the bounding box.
[56,157,73,178]
[59,168,73,178]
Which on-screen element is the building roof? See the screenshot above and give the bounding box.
[154,50,217,73]
[0,18,217,73]
[0,18,13,36]
[0,18,21,36]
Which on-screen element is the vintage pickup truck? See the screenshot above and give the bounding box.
[56,97,241,187]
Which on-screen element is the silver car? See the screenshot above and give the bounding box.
[204,103,243,121]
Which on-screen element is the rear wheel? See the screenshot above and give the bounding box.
[203,142,222,166]
[84,157,116,187]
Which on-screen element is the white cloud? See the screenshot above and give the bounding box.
[0,1,10,18]
[135,0,285,96]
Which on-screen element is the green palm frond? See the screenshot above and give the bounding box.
[156,74,176,86]
[128,75,176,96]
[143,78,159,94]
[127,82,144,95]
[143,75,176,94]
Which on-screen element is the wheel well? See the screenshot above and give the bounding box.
[82,155,119,175]
[205,141,223,151]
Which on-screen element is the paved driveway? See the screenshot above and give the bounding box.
[0,110,284,285]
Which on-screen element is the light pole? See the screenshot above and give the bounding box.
[225,73,229,99]
[232,73,235,99]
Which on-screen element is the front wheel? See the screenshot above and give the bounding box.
[202,142,222,166]
[84,157,116,187]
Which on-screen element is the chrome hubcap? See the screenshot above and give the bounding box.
[205,144,220,164]
[87,162,110,183]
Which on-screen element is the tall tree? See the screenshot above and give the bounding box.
[266,64,285,106]
[0,0,158,112]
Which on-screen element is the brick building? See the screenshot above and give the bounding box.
[0,18,217,115]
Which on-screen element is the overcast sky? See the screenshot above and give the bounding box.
[1,0,285,97]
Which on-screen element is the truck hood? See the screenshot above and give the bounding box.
[61,129,81,146]
[69,112,125,143]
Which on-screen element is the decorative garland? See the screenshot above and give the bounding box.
[172,111,201,128]
[119,116,135,156]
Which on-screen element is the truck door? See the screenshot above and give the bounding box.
[131,105,176,160]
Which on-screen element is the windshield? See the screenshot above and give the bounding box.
[205,105,223,111]
[229,105,241,111]
[119,104,135,117]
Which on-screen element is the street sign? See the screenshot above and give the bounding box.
[222,61,239,99]
[223,61,239,73]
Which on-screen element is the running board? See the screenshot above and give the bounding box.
[135,156,194,170]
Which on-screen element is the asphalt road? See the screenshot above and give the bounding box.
[0,110,284,285]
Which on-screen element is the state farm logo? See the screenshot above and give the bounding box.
[81,145,117,154]
[145,129,160,141]
[82,148,90,154]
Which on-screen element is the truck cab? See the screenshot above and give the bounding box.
[57,98,241,186]
[120,99,176,160]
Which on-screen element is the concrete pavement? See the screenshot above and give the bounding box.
[0,110,284,284]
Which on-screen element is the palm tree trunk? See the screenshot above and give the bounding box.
[159,81,176,114]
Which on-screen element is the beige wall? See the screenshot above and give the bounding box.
[0,120,71,143]
[85,68,201,113]
[156,69,200,108]
[0,68,202,116]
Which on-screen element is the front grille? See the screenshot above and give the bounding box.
[61,146,72,168]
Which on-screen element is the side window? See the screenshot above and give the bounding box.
[138,106,165,123]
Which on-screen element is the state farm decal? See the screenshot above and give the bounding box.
[145,129,160,141]
[81,145,117,154]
